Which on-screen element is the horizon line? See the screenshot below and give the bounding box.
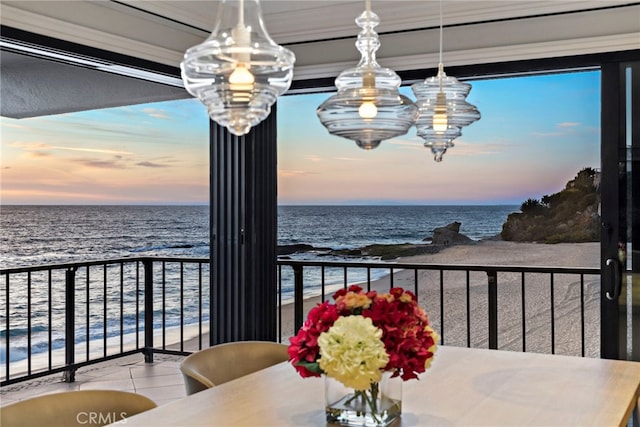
[1,202,522,207]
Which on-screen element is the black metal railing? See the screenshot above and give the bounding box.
[1,257,209,386]
[1,257,600,386]
[277,260,601,358]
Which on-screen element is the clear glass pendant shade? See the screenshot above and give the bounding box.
[181,0,295,136]
[412,67,480,131]
[424,139,455,162]
[411,67,480,161]
[317,9,417,150]
[415,120,462,145]
[411,0,481,161]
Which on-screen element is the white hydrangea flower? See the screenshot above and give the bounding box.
[318,315,389,390]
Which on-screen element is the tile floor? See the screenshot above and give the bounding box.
[0,353,187,408]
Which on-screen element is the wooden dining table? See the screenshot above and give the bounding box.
[117,346,640,426]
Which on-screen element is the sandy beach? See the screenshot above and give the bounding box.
[279,240,601,357]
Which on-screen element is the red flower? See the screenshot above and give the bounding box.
[287,300,339,377]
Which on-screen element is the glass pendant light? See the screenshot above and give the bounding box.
[181,0,295,136]
[317,0,418,150]
[411,0,480,161]
[419,126,460,162]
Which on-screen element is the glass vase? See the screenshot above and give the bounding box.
[324,372,402,427]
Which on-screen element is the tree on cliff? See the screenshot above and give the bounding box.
[501,168,600,243]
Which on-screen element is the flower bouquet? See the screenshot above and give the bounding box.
[288,285,439,426]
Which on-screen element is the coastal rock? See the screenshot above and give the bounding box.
[501,168,600,243]
[361,244,443,260]
[446,221,462,233]
[329,243,445,260]
[330,248,363,257]
[480,234,502,242]
[277,244,315,255]
[431,222,473,246]
[280,220,479,260]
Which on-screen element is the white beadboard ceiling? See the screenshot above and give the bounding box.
[1,0,639,117]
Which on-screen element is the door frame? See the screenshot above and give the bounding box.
[600,60,640,360]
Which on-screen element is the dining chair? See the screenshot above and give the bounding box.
[180,340,289,395]
[0,389,157,427]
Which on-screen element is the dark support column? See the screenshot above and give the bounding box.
[143,259,154,363]
[64,267,77,382]
[209,108,278,344]
[487,271,498,350]
[293,265,304,332]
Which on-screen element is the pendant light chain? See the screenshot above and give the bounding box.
[438,0,443,66]
[366,0,372,68]
[438,0,444,91]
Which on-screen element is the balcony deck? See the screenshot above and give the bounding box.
[0,353,187,408]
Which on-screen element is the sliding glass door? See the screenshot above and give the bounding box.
[601,60,639,361]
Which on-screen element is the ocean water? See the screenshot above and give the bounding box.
[0,204,517,364]
[0,205,210,268]
[1,205,517,268]
[278,205,516,249]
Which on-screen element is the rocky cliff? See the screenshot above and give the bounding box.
[501,168,600,243]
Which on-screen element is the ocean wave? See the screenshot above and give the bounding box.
[0,324,48,339]
[130,241,209,253]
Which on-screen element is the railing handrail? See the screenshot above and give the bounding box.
[2,257,601,276]
[277,258,600,275]
[0,256,210,274]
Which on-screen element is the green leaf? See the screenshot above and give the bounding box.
[296,361,323,374]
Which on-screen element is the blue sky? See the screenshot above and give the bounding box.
[0,70,600,205]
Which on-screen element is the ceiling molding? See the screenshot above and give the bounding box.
[292,33,640,82]
[3,1,637,67]
[0,3,192,67]
[112,1,636,45]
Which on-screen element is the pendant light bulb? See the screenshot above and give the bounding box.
[359,69,378,118]
[229,63,255,87]
[433,91,448,132]
[359,101,378,119]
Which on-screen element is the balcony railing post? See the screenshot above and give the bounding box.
[293,265,304,332]
[64,267,77,382]
[142,259,154,363]
[487,270,498,350]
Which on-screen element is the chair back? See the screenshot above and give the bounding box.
[180,340,289,395]
[0,389,157,427]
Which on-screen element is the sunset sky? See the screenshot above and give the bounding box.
[0,71,600,205]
